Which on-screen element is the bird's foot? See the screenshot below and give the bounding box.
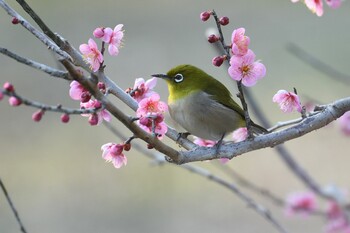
[215,133,226,155]
[176,132,191,142]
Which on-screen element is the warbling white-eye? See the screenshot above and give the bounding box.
[153,64,266,141]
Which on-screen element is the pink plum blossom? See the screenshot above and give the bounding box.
[136,93,168,117]
[305,0,324,16]
[102,24,124,56]
[193,137,216,147]
[325,0,342,9]
[79,38,103,72]
[193,137,229,163]
[273,90,302,113]
[339,111,350,136]
[81,99,111,125]
[101,143,127,169]
[69,80,91,102]
[285,191,317,217]
[232,127,248,142]
[132,77,157,102]
[228,49,266,87]
[325,201,350,233]
[231,28,250,56]
[0,92,3,101]
[138,115,168,139]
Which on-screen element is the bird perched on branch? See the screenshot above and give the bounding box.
[153,64,266,142]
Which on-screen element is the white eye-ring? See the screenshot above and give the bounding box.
[174,73,184,83]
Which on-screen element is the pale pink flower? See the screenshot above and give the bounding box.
[228,50,266,87]
[273,90,302,113]
[193,137,228,163]
[231,28,250,56]
[79,38,103,72]
[325,201,350,233]
[305,0,324,16]
[193,137,216,147]
[69,80,90,102]
[339,111,350,136]
[232,127,248,142]
[285,191,317,217]
[325,0,342,9]
[136,93,168,117]
[132,77,157,102]
[101,143,127,169]
[81,99,111,125]
[138,114,168,139]
[102,24,124,56]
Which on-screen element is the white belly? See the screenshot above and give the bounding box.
[168,91,242,141]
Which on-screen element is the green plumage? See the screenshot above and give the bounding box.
[154,64,266,141]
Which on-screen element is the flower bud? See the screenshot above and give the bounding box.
[98,82,106,91]
[200,11,211,21]
[11,17,19,24]
[212,55,226,67]
[123,143,131,151]
[219,16,229,26]
[139,116,151,126]
[8,96,22,106]
[93,27,105,38]
[32,110,44,122]
[3,82,14,92]
[147,144,154,149]
[88,113,99,125]
[0,92,3,101]
[93,100,102,109]
[208,34,220,43]
[61,113,70,123]
[80,91,91,103]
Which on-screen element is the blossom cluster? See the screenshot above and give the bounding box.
[79,24,124,72]
[285,186,350,233]
[291,0,342,17]
[201,11,267,87]
[130,77,168,139]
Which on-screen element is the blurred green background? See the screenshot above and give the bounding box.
[1,0,349,232]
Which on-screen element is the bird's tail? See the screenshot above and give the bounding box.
[250,121,268,135]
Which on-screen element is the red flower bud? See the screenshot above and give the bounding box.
[147,144,154,149]
[8,96,22,106]
[61,113,70,123]
[208,34,220,43]
[88,113,99,126]
[212,55,226,67]
[219,16,229,26]
[11,17,19,24]
[123,143,131,151]
[200,11,211,21]
[32,110,44,122]
[3,82,14,92]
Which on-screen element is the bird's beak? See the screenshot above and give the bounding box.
[152,74,171,80]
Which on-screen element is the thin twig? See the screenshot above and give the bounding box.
[0,178,28,233]
[103,122,289,233]
[1,89,99,115]
[0,0,71,60]
[211,10,254,137]
[0,47,69,80]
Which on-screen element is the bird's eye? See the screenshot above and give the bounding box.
[174,73,184,83]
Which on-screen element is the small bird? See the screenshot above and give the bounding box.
[153,64,266,142]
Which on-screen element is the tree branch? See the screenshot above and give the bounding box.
[177,97,350,164]
[0,47,69,80]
